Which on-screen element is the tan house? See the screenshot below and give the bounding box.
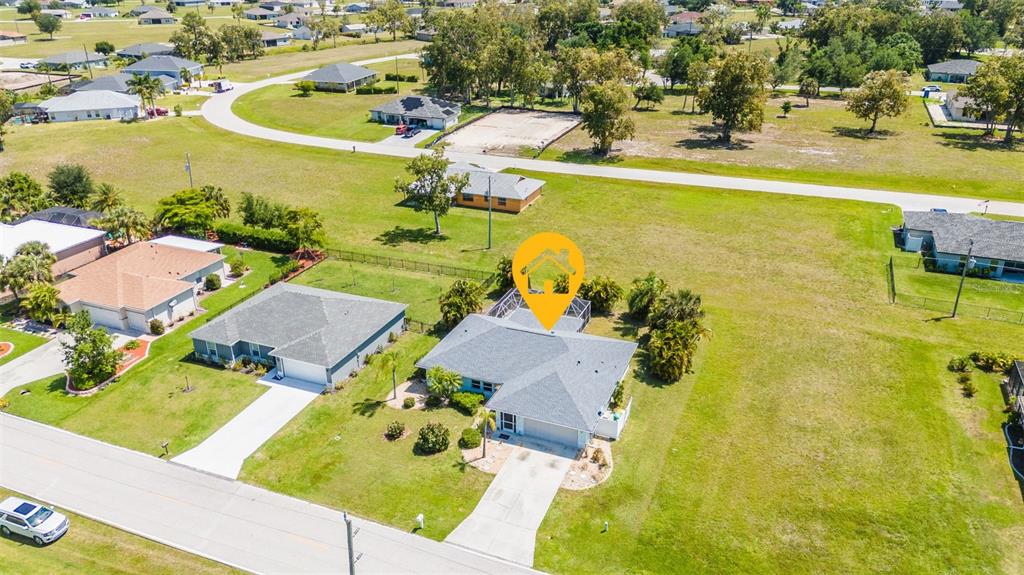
[447,162,545,214]
[58,241,226,333]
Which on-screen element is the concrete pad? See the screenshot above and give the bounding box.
[172,381,318,478]
[379,128,438,147]
[444,109,579,156]
[445,446,571,566]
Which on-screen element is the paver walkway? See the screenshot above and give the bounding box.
[446,445,573,567]
[0,414,538,575]
[172,380,319,478]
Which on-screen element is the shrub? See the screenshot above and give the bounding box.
[415,422,450,454]
[970,351,1017,373]
[228,257,247,277]
[424,394,443,408]
[590,447,607,468]
[204,273,221,291]
[957,372,972,385]
[450,391,484,415]
[578,275,623,314]
[384,73,419,82]
[123,339,140,350]
[402,396,416,409]
[439,279,483,328]
[149,318,165,335]
[627,272,667,320]
[0,398,8,410]
[459,427,481,449]
[427,365,462,399]
[962,379,978,398]
[268,259,301,284]
[294,80,315,96]
[947,356,972,373]
[355,84,398,94]
[609,381,624,409]
[384,420,406,440]
[213,221,299,253]
[173,104,183,117]
[495,255,514,290]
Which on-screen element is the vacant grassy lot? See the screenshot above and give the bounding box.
[1,249,288,457]
[241,332,492,540]
[0,488,241,574]
[2,118,1023,573]
[542,92,1024,202]
[233,58,426,142]
[0,326,46,367]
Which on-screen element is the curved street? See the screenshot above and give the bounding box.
[201,56,1024,217]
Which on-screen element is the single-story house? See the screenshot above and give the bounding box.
[663,21,703,37]
[38,50,108,70]
[82,6,118,17]
[129,4,162,15]
[39,90,142,122]
[124,55,204,88]
[0,219,106,276]
[1009,361,1024,416]
[73,72,176,94]
[345,2,370,12]
[303,62,377,92]
[138,9,177,25]
[58,0,88,8]
[0,30,27,43]
[16,206,103,229]
[291,25,319,40]
[190,283,407,389]
[776,18,803,31]
[341,22,367,34]
[668,10,702,23]
[926,59,980,83]
[447,162,545,214]
[895,210,1024,280]
[288,0,316,8]
[260,30,292,47]
[275,11,308,28]
[922,0,963,11]
[208,0,242,6]
[116,42,176,60]
[943,88,976,122]
[414,28,436,42]
[417,313,636,449]
[370,95,461,130]
[148,234,224,254]
[244,7,278,19]
[259,0,290,10]
[59,241,226,334]
[437,0,475,7]
[40,8,72,18]
[172,0,206,5]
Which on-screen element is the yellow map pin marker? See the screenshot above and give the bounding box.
[512,232,585,331]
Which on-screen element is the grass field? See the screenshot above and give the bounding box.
[541,92,1024,203]
[0,326,46,367]
[240,332,492,541]
[1,249,287,457]
[891,252,1024,316]
[218,39,425,82]
[232,58,426,142]
[2,117,1024,573]
[0,488,241,574]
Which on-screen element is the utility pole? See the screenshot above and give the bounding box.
[83,44,94,80]
[486,176,492,250]
[394,55,400,93]
[343,511,356,575]
[185,153,194,188]
[951,239,974,319]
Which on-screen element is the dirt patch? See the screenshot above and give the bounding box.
[384,378,429,410]
[460,436,515,475]
[445,109,579,156]
[0,71,75,91]
[562,439,613,490]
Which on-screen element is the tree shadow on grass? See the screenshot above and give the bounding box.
[547,148,625,166]
[830,126,897,140]
[935,131,1019,152]
[271,254,294,267]
[375,226,448,247]
[673,125,752,151]
[609,313,643,341]
[352,397,385,417]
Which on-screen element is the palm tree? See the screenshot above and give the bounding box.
[89,182,124,213]
[127,73,163,117]
[649,289,704,331]
[97,205,152,245]
[379,350,400,399]
[478,408,496,459]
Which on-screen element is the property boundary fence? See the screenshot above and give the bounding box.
[887,255,1024,325]
[324,249,494,285]
[886,256,896,304]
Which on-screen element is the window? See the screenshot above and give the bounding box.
[482,381,496,393]
[8,516,27,527]
[250,343,261,358]
[496,197,507,207]
[462,193,475,202]
[470,380,482,391]
[500,412,516,431]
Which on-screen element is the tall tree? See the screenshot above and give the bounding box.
[845,69,910,134]
[0,89,14,153]
[126,73,163,114]
[96,205,152,245]
[284,207,326,258]
[169,12,214,61]
[962,60,1011,136]
[154,186,230,236]
[20,282,61,324]
[89,182,123,212]
[374,0,410,41]
[439,279,483,328]
[0,172,50,222]
[580,80,636,154]
[697,52,771,143]
[34,13,62,40]
[47,163,94,208]
[61,310,121,390]
[393,146,469,236]
[1,242,56,298]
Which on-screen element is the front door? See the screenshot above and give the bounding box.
[500,412,517,432]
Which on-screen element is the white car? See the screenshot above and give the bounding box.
[0,497,70,545]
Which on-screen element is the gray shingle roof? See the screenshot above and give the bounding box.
[304,62,377,84]
[190,283,406,368]
[903,211,1024,262]
[39,50,107,66]
[371,95,461,121]
[16,206,102,228]
[117,43,175,58]
[446,162,545,200]
[124,55,202,74]
[927,59,981,76]
[138,8,175,19]
[74,72,176,93]
[416,314,636,432]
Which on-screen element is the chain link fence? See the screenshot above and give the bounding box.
[886,255,1024,325]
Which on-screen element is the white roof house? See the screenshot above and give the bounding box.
[39,90,142,122]
[0,220,105,262]
[148,235,224,253]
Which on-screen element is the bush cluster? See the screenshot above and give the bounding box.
[384,420,406,441]
[355,85,398,95]
[402,396,416,409]
[947,356,972,373]
[228,257,247,277]
[268,260,301,284]
[204,273,221,291]
[450,391,484,415]
[214,221,298,253]
[459,427,481,449]
[384,73,419,82]
[424,394,444,408]
[414,422,450,454]
[969,351,1017,374]
[149,318,165,335]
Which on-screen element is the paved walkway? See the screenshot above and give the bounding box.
[200,62,1024,218]
[0,414,537,575]
[446,445,573,567]
[171,380,320,479]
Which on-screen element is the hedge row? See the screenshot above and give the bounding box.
[355,85,398,95]
[214,221,298,253]
[384,73,419,82]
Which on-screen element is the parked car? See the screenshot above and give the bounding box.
[19,62,34,70]
[403,127,421,138]
[394,123,407,135]
[0,497,70,546]
[922,85,942,92]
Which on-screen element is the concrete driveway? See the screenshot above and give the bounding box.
[379,128,438,147]
[171,376,320,478]
[0,337,65,397]
[446,445,572,566]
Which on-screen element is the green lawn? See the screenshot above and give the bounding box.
[891,251,1024,318]
[541,93,1024,203]
[218,39,426,82]
[158,93,210,113]
[0,488,241,574]
[241,332,492,541]
[0,326,47,367]
[2,117,1024,573]
[1,249,289,457]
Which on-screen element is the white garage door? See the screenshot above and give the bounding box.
[280,358,327,386]
[83,305,125,331]
[523,418,579,448]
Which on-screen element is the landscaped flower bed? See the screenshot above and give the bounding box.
[0,342,12,359]
[66,339,151,397]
